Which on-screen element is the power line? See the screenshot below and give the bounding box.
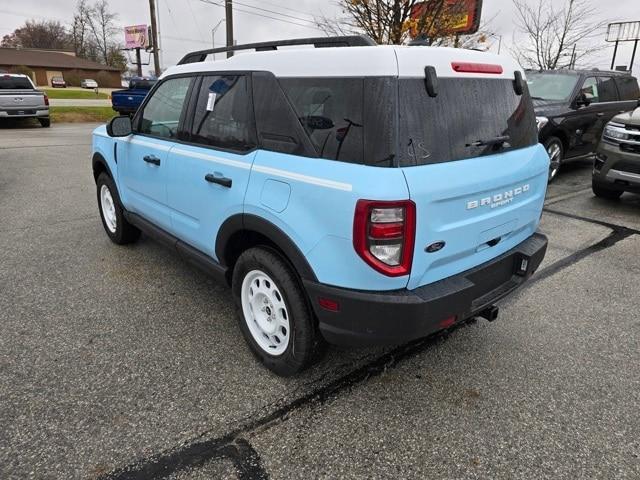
[240,0,318,21]
[199,0,324,32]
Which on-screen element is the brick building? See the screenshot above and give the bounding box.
[0,47,122,87]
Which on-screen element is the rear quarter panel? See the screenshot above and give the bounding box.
[246,152,411,290]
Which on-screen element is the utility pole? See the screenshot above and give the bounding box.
[149,0,161,76]
[225,0,234,58]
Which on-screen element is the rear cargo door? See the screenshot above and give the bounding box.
[398,74,549,290]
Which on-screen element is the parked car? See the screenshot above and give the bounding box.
[592,107,640,198]
[528,69,639,181]
[110,77,156,116]
[81,78,98,89]
[92,36,549,375]
[51,76,66,88]
[0,73,50,127]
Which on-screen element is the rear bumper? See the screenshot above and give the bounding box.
[304,233,548,347]
[0,108,49,118]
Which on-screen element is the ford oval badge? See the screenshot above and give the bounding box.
[425,241,446,253]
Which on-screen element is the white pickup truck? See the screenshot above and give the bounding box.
[0,73,50,127]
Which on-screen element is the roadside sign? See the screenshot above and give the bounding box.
[606,21,640,42]
[410,0,483,38]
[124,25,148,50]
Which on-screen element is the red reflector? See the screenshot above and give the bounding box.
[438,315,457,329]
[318,297,340,312]
[451,62,503,74]
[369,222,403,239]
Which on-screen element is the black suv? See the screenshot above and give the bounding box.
[528,70,639,181]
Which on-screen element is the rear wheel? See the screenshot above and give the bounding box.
[232,247,325,376]
[39,118,50,128]
[545,136,564,183]
[592,180,623,200]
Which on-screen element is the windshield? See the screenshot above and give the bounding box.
[526,72,579,101]
[398,77,537,166]
[0,76,33,89]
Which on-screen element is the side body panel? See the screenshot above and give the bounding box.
[165,144,257,258]
[245,151,411,291]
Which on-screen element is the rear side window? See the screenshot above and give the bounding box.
[190,75,257,152]
[397,78,537,166]
[0,76,33,89]
[598,77,619,102]
[138,76,192,139]
[278,78,396,166]
[614,76,640,100]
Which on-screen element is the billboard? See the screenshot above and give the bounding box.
[124,24,148,49]
[409,0,483,38]
[606,21,640,43]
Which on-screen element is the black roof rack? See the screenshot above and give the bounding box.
[177,35,376,65]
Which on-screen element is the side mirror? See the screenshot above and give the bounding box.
[107,115,132,137]
[575,93,591,108]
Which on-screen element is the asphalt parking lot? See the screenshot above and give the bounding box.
[1,123,639,480]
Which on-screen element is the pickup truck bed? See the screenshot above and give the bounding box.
[111,79,156,116]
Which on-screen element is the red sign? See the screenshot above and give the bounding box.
[410,0,483,38]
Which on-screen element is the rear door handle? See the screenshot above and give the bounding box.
[205,173,232,188]
[143,155,161,166]
[596,113,605,117]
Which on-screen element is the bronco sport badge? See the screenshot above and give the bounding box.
[466,184,531,210]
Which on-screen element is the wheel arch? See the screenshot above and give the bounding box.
[92,152,114,183]
[216,214,318,283]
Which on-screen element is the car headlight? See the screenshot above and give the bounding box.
[535,116,548,131]
[603,123,628,141]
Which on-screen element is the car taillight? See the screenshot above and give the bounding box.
[44,94,49,106]
[353,199,416,277]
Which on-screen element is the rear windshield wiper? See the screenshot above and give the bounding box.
[466,136,511,148]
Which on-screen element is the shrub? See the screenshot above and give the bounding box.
[12,65,35,81]
[64,70,81,87]
[95,70,113,87]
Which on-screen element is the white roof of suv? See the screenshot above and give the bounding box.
[163,44,523,80]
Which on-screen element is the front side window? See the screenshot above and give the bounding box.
[398,77,537,166]
[190,75,256,152]
[138,76,192,139]
[581,77,600,103]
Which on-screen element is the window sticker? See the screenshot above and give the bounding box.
[206,92,216,111]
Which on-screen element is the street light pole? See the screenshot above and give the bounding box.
[211,19,224,60]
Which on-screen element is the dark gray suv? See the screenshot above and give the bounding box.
[592,107,640,199]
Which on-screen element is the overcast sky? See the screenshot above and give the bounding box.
[0,0,638,72]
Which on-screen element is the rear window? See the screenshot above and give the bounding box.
[397,78,537,166]
[0,76,33,89]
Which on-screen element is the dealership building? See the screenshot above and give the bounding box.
[0,47,122,87]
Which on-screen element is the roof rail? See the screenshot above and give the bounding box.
[177,35,377,65]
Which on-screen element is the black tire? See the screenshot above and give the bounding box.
[592,180,623,200]
[39,118,50,128]
[232,247,325,376]
[96,173,141,244]
[544,136,564,183]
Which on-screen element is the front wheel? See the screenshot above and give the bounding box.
[545,137,564,183]
[96,173,140,244]
[232,247,325,376]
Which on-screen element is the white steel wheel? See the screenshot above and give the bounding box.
[240,270,291,356]
[100,184,117,233]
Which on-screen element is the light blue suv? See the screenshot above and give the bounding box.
[92,36,549,375]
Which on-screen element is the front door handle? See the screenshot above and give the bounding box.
[205,173,232,188]
[596,113,605,117]
[143,155,161,166]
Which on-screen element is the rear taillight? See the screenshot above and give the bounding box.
[353,199,416,277]
[43,94,49,106]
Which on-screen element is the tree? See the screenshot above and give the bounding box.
[512,0,608,70]
[318,0,476,46]
[70,0,93,60]
[1,20,71,50]
[85,0,119,66]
